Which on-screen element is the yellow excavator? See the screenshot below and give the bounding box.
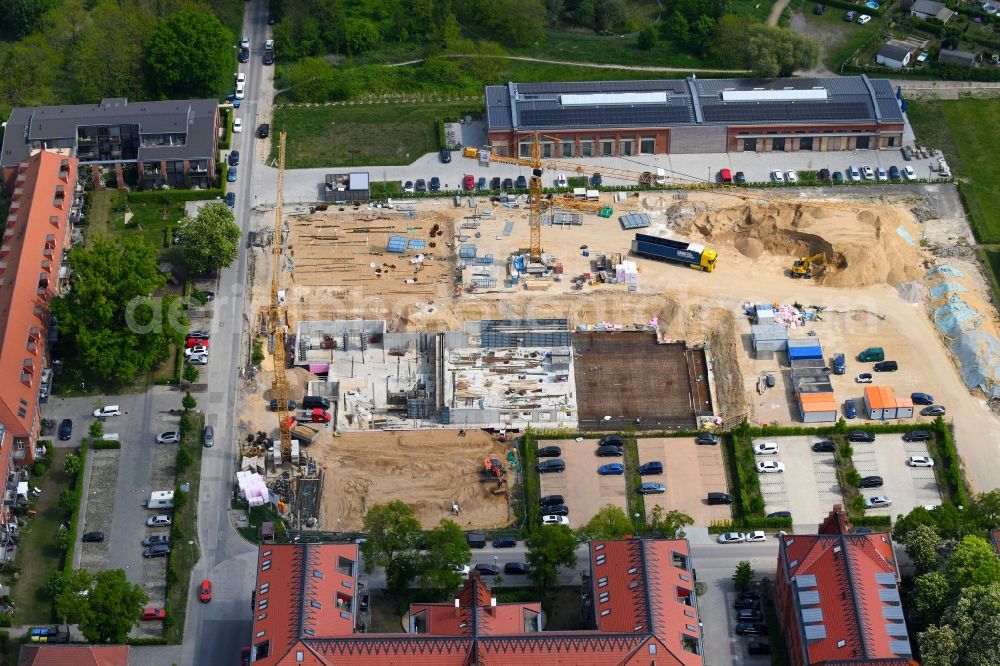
[790,253,829,279]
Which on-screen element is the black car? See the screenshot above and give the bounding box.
[82,531,104,543]
[748,641,771,655]
[737,609,763,622]
[501,178,514,190]
[239,47,250,63]
[599,434,625,447]
[439,149,452,163]
[735,622,767,636]
[474,563,499,576]
[591,173,602,187]
[540,494,564,506]
[269,399,298,411]
[707,492,733,505]
[903,429,932,442]
[515,175,527,189]
[737,589,761,601]
[263,51,274,65]
[596,445,623,457]
[537,459,565,473]
[257,123,270,138]
[734,597,761,610]
[543,504,569,517]
[767,511,791,518]
[819,168,831,181]
[225,192,236,208]
[639,461,663,475]
[491,176,502,190]
[142,535,169,547]
[848,430,876,442]
[696,433,719,445]
[812,440,835,452]
[58,419,73,441]
[268,13,277,24]
[143,543,171,558]
[537,446,561,458]
[229,150,240,166]
[889,165,901,181]
[504,562,529,575]
[429,177,441,192]
[873,360,898,372]
[493,536,517,548]
[415,179,427,193]
[735,171,747,185]
[859,475,883,489]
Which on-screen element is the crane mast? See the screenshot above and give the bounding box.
[270,131,292,461]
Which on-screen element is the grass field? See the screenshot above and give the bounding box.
[507,31,722,69]
[165,411,204,643]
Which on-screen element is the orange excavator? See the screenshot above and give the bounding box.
[481,458,507,494]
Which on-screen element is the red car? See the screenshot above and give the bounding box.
[141,608,166,621]
[199,579,213,603]
[463,174,475,191]
[186,337,209,348]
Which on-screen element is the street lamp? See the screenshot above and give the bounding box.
[493,555,498,571]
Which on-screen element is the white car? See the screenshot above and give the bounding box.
[857,13,871,24]
[745,531,767,543]
[556,173,567,187]
[785,170,798,183]
[156,432,181,444]
[848,166,862,182]
[876,167,887,181]
[756,461,785,473]
[453,564,471,576]
[753,442,779,455]
[908,456,935,468]
[904,165,916,180]
[771,170,784,183]
[240,35,250,49]
[866,496,892,508]
[236,72,246,86]
[233,118,242,133]
[542,515,569,526]
[855,373,873,384]
[185,345,209,357]
[147,515,172,527]
[93,405,121,418]
[861,165,875,180]
[265,39,274,51]
[717,532,746,544]
[235,83,245,100]
[189,353,209,365]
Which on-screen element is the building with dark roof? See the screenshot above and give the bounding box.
[1,98,219,192]
[910,0,955,22]
[876,42,913,69]
[938,49,979,67]
[775,505,913,666]
[484,76,904,158]
[247,538,702,665]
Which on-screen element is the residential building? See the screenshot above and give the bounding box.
[939,49,979,66]
[774,505,913,666]
[247,538,702,665]
[484,75,905,157]
[0,151,77,520]
[1,98,219,192]
[17,644,128,665]
[909,0,955,22]
[876,42,913,69]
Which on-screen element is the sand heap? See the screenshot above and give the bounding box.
[679,201,924,288]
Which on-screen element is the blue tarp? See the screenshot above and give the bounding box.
[926,264,964,278]
[951,332,1000,399]
[896,226,916,245]
[933,294,984,337]
[929,281,967,299]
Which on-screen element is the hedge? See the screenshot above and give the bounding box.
[709,516,793,532]
[91,439,122,450]
[932,419,969,506]
[520,432,541,530]
[63,441,89,575]
[850,515,892,527]
[127,188,225,203]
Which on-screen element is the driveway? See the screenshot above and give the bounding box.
[858,433,940,516]
[539,439,626,528]
[637,437,730,525]
[758,436,843,526]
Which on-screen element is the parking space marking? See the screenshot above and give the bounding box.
[637,438,730,525]
[540,439,626,528]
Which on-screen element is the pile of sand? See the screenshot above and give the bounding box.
[680,201,924,288]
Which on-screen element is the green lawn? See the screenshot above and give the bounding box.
[507,31,721,69]
[165,411,204,643]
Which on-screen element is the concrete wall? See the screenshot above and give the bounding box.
[668,125,727,154]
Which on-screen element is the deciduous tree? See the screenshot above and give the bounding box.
[361,501,421,592]
[0,0,57,38]
[526,524,577,590]
[54,568,93,623]
[900,523,943,574]
[420,519,471,593]
[647,506,693,538]
[577,504,633,541]
[745,24,819,77]
[78,569,148,643]
[144,9,234,99]
[732,560,753,591]
[912,572,950,625]
[177,203,241,275]
[944,535,1000,592]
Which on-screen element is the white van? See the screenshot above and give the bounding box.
[93,405,121,417]
[235,82,245,100]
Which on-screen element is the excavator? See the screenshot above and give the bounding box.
[790,253,829,279]
[480,457,507,495]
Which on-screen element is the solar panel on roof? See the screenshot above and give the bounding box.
[882,605,904,620]
[801,608,824,623]
[387,235,407,253]
[886,623,909,637]
[890,640,913,655]
[874,572,897,585]
[795,574,817,587]
[798,590,820,605]
[804,625,827,640]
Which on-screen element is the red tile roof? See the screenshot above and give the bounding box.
[17,645,128,666]
[779,533,911,664]
[253,539,702,666]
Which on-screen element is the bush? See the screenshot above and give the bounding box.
[520,432,541,530]
[64,453,82,477]
[852,495,866,513]
[251,340,265,366]
[63,441,88,574]
[92,439,121,450]
[33,462,48,477]
[176,446,193,473]
[846,469,862,487]
[58,489,76,515]
[55,528,72,553]
[0,614,11,628]
[88,420,104,439]
[710,516,793,531]
[851,515,892,527]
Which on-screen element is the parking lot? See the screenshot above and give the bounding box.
[852,433,940,517]
[756,436,844,526]
[539,439,626,528]
[636,437,730,525]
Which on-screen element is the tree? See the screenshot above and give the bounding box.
[637,25,657,50]
[712,14,747,63]
[732,560,754,591]
[183,363,200,385]
[66,0,151,103]
[182,391,197,411]
[689,15,717,54]
[177,203,241,275]
[55,528,72,553]
[912,572,951,625]
[945,535,1000,592]
[0,0,57,38]
[176,445,193,472]
[925,582,1000,665]
[420,519,471,593]
[78,569,148,643]
[280,57,337,102]
[54,568,93,624]
[646,506,693,538]
[544,0,564,25]
[342,17,381,54]
[578,505,634,541]
[592,0,626,32]
[88,420,104,440]
[526,525,578,590]
[664,11,689,43]
[51,237,176,385]
[360,502,421,592]
[58,489,76,514]
[144,9,234,99]
[64,453,82,478]
[901,524,943,574]
[918,624,961,666]
[745,25,819,77]
[967,489,1000,533]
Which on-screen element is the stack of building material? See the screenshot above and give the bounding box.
[615,261,639,288]
[772,304,805,328]
[863,386,914,420]
[236,471,270,506]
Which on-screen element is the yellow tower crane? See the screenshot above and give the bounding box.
[270,131,292,462]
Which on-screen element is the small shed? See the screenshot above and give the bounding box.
[863,386,915,420]
[910,0,954,22]
[324,172,371,203]
[798,392,838,423]
[787,338,823,361]
[751,323,788,359]
[876,42,913,69]
[939,49,979,66]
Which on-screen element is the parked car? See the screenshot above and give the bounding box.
[911,392,934,405]
[873,360,898,372]
[504,562,529,575]
[748,641,771,655]
[735,622,767,636]
[848,430,876,442]
[591,173,602,187]
[59,419,73,441]
[474,563,500,576]
[818,168,831,181]
[199,579,213,603]
[556,173,567,187]
[785,170,798,183]
[537,459,565,473]
[536,446,561,458]
[541,514,569,526]
[596,445,623,457]
[770,170,784,183]
[185,345,209,357]
[599,435,625,447]
[756,461,785,473]
[696,433,719,445]
[439,149,451,163]
[227,166,237,182]
[862,165,875,180]
[707,492,733,505]
[903,429,932,442]
[189,354,209,365]
[718,532,746,544]
[812,440,835,453]
[745,530,767,542]
[639,482,666,495]
[734,597,761,610]
[147,515,172,527]
[904,165,917,180]
[857,13,871,23]
[156,432,181,444]
[539,494,564,506]
[453,564,471,576]
[501,178,513,190]
[493,536,517,548]
[921,405,946,416]
[767,511,791,518]
[639,461,663,475]
[735,171,747,185]
[185,337,208,348]
[269,399,298,411]
[82,531,104,543]
[844,9,857,20]
[515,175,527,189]
[598,463,625,475]
[141,608,166,621]
[228,150,240,166]
[477,177,488,191]
[738,609,764,622]
[225,192,235,208]
[848,165,861,182]
[429,177,441,192]
[888,165,901,181]
[866,496,892,508]
[855,373,873,384]
[232,118,242,133]
[753,441,778,455]
[415,179,427,193]
[844,399,858,419]
[403,181,414,193]
[143,543,170,558]
[490,177,502,190]
[203,425,214,448]
[908,456,935,468]
[832,171,845,183]
[142,535,169,547]
[262,51,274,65]
[239,48,249,63]
[543,504,569,516]
[876,166,887,181]
[859,475,884,488]
[93,405,121,418]
[257,123,269,139]
[240,35,249,48]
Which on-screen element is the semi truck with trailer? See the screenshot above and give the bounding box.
[630,233,718,272]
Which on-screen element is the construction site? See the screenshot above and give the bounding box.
[236,133,1000,532]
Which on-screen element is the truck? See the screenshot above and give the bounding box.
[832,353,846,375]
[294,408,331,423]
[857,347,885,362]
[144,490,174,510]
[291,424,320,444]
[630,233,718,272]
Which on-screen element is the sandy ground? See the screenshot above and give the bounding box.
[312,429,513,530]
